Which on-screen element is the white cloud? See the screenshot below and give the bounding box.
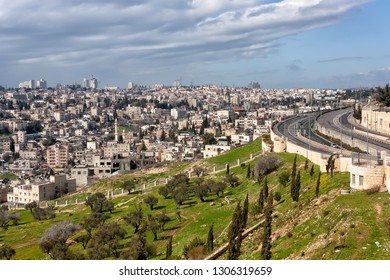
[0,0,373,86]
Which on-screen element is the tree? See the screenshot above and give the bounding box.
[258,188,265,213]
[166,236,173,259]
[316,172,321,197]
[326,154,336,177]
[263,176,269,200]
[88,222,126,259]
[192,183,208,202]
[156,211,170,231]
[147,214,159,241]
[207,224,214,253]
[202,133,217,145]
[304,159,308,170]
[143,195,158,211]
[242,194,249,228]
[124,207,144,233]
[173,187,188,206]
[31,206,55,221]
[246,164,251,179]
[0,209,19,230]
[261,191,273,260]
[278,170,290,188]
[159,186,170,199]
[226,163,230,175]
[292,170,301,202]
[39,221,79,259]
[227,202,243,260]
[254,154,283,180]
[85,192,114,213]
[122,179,136,194]
[376,84,390,106]
[206,179,226,198]
[82,212,110,237]
[122,232,156,260]
[0,244,15,260]
[225,174,240,188]
[193,165,205,177]
[290,154,297,201]
[310,165,315,177]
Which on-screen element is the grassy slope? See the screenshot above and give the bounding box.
[1,142,389,260]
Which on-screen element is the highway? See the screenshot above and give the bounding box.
[274,113,339,154]
[317,107,390,154]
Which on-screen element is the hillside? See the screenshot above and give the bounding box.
[1,138,389,260]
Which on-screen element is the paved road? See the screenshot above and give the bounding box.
[317,107,390,154]
[274,113,336,154]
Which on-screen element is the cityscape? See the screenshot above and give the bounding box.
[0,0,389,266]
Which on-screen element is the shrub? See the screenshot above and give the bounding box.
[274,191,282,202]
[254,155,283,180]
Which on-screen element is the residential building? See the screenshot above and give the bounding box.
[7,174,76,205]
[46,142,69,168]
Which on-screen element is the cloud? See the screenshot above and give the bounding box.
[318,56,366,63]
[0,0,373,86]
[326,66,390,88]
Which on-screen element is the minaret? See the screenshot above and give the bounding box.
[115,118,118,142]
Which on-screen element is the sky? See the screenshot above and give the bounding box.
[1,0,390,89]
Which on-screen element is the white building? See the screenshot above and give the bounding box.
[19,80,35,89]
[90,78,98,89]
[36,79,47,89]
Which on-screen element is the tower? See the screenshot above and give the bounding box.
[115,118,118,142]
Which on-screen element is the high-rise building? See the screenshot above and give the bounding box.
[128,82,134,89]
[46,142,69,168]
[82,78,90,88]
[90,78,98,89]
[18,80,35,89]
[36,79,47,89]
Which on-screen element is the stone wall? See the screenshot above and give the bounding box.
[349,163,385,191]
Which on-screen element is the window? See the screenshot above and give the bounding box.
[359,175,364,186]
[380,119,383,126]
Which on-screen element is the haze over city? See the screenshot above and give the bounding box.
[1,0,390,88]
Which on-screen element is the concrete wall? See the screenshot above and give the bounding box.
[349,163,385,191]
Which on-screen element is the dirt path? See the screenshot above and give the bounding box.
[374,203,382,215]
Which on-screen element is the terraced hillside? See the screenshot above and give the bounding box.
[1,138,389,260]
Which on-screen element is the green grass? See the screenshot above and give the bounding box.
[206,138,262,168]
[2,141,389,260]
[0,172,18,180]
[0,133,11,141]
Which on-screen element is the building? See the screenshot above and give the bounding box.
[36,79,47,89]
[19,80,35,89]
[90,78,98,89]
[7,174,76,205]
[46,142,69,168]
[82,78,90,88]
[202,145,231,159]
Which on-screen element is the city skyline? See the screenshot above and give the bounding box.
[1,0,390,89]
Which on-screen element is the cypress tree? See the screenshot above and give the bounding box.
[227,202,243,260]
[293,170,301,202]
[315,172,321,197]
[166,236,173,259]
[261,191,273,260]
[207,224,214,252]
[304,159,308,170]
[246,164,251,179]
[226,163,230,175]
[242,194,249,228]
[310,165,314,177]
[263,176,269,200]
[290,154,297,200]
[258,188,264,213]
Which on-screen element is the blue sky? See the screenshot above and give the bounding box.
[0,0,389,89]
